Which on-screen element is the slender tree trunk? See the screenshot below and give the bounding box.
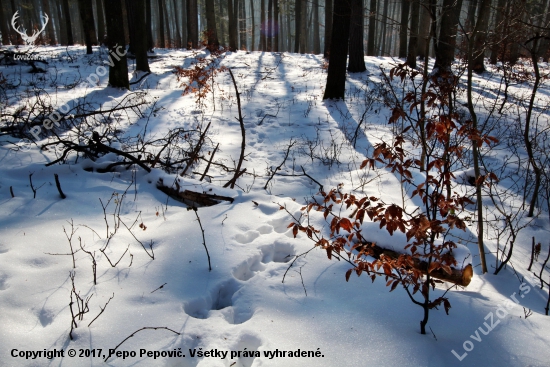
[472,0,492,73]
[145,0,154,51]
[294,0,301,52]
[41,0,57,45]
[366,0,376,56]
[399,0,410,58]
[286,1,291,51]
[406,0,420,67]
[57,0,67,45]
[434,0,463,74]
[250,0,255,50]
[348,0,365,71]
[172,0,182,48]
[240,0,247,49]
[274,0,279,51]
[466,7,488,274]
[205,0,218,47]
[466,0,478,32]
[163,0,172,47]
[267,0,273,50]
[97,0,107,44]
[134,0,150,71]
[187,0,198,48]
[417,2,431,59]
[300,0,307,53]
[63,0,74,45]
[323,0,351,100]
[0,2,11,45]
[379,0,389,55]
[228,0,238,50]
[103,0,130,89]
[324,0,333,57]
[489,0,506,64]
[181,0,188,48]
[312,0,320,54]
[79,0,98,53]
[260,0,266,50]
[158,0,166,47]
[124,0,136,52]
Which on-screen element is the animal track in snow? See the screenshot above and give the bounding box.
[38,308,55,327]
[232,334,262,367]
[234,230,260,244]
[183,279,252,324]
[233,242,295,282]
[0,272,9,291]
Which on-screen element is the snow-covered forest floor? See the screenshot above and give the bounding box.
[0,46,549,366]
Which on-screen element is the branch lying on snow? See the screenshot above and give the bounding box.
[44,137,152,173]
[157,178,234,207]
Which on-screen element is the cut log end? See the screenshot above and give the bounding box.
[359,242,473,287]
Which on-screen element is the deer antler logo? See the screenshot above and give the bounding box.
[11,11,49,46]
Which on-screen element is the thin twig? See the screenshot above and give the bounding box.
[54,173,67,199]
[192,207,211,271]
[104,327,181,362]
[151,283,167,293]
[227,68,246,189]
[88,293,114,327]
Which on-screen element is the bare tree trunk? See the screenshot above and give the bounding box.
[228,0,238,50]
[134,0,150,71]
[56,0,68,45]
[239,0,247,49]
[434,0,463,74]
[294,0,301,52]
[125,0,136,52]
[417,1,431,60]
[274,0,279,51]
[472,0,491,73]
[267,0,273,50]
[466,0,478,32]
[79,0,98,53]
[260,0,266,50]
[323,0,351,100]
[0,1,11,45]
[348,0,365,71]
[379,0,389,55]
[324,0,332,57]
[489,0,506,64]
[398,0,410,58]
[172,0,182,48]
[163,0,172,47]
[366,0,376,56]
[62,0,74,45]
[205,0,218,47]
[312,0,320,54]
[104,0,129,89]
[406,0,420,67]
[250,0,255,50]
[286,0,291,50]
[145,0,153,50]
[187,0,198,48]
[158,0,166,47]
[97,0,107,44]
[41,0,57,45]
[181,0,188,48]
[299,0,307,53]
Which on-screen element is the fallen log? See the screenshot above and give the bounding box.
[157,179,234,207]
[358,242,473,287]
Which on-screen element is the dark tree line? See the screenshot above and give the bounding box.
[2,1,549,96]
